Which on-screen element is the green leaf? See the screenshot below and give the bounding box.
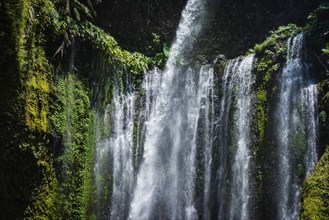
[163,43,170,57]
[322,43,329,55]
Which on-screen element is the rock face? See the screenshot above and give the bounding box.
[94,0,323,58]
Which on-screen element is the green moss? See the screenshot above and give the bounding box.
[254,51,279,148]
[301,146,329,220]
[252,33,290,207]
[254,37,276,55]
[298,164,305,178]
[51,74,96,219]
[132,89,143,164]
[253,44,286,142]
[133,120,139,153]
[25,48,51,132]
[215,59,227,77]
[24,159,60,220]
[0,0,65,218]
[89,213,97,220]
[6,0,58,133]
[256,89,267,141]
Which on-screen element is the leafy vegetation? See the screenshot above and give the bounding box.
[322,43,329,55]
[51,74,96,219]
[253,24,301,55]
[79,22,153,75]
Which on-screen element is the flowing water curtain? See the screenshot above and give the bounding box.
[134,68,163,169]
[93,73,136,219]
[93,68,164,219]
[108,87,135,220]
[276,33,318,220]
[91,2,319,220]
[198,66,215,219]
[129,0,208,219]
[228,54,255,220]
[216,55,255,220]
[129,66,216,219]
[217,58,241,220]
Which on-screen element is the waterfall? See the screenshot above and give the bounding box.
[93,69,163,219]
[197,66,215,220]
[276,33,318,220]
[134,68,162,169]
[129,65,215,219]
[303,84,318,176]
[109,89,135,220]
[129,0,208,219]
[229,55,255,220]
[94,76,136,219]
[217,55,255,220]
[91,1,320,219]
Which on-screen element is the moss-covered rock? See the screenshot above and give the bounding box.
[301,146,329,220]
[50,73,96,219]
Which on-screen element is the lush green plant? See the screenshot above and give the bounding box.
[163,43,170,57]
[59,0,96,21]
[323,43,329,55]
[79,22,153,75]
[254,24,301,55]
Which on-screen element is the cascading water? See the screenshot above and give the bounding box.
[129,64,215,219]
[129,0,208,219]
[134,68,162,169]
[217,55,255,220]
[276,33,318,220]
[94,76,136,219]
[228,55,255,220]
[108,88,135,220]
[93,69,163,219]
[92,1,320,219]
[195,65,215,220]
